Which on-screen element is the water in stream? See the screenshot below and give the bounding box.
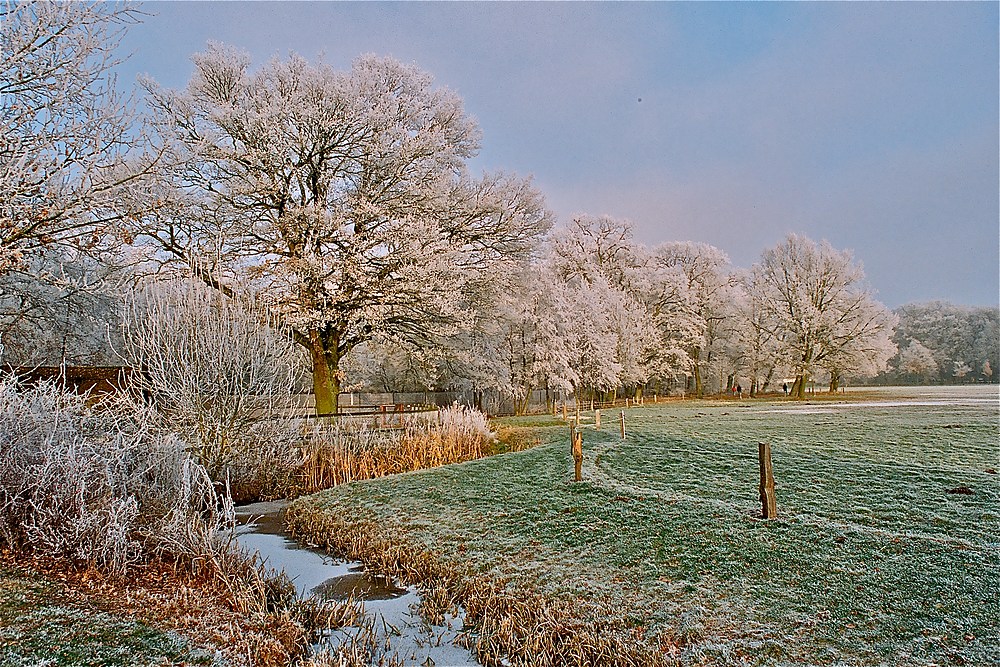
[234,501,480,667]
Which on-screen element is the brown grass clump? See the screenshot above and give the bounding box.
[295,405,502,493]
[286,502,680,667]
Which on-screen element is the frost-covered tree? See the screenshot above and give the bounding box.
[340,340,443,394]
[549,216,656,399]
[890,301,999,384]
[1,2,147,272]
[490,270,576,414]
[119,278,302,482]
[639,258,698,391]
[651,242,734,396]
[0,249,123,366]
[748,234,896,398]
[898,339,938,383]
[561,277,625,399]
[731,276,785,395]
[550,215,643,290]
[141,46,551,413]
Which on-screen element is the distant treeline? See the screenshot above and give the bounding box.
[868,301,999,385]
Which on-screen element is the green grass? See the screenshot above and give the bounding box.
[301,386,999,666]
[0,568,215,667]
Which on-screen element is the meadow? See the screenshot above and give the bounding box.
[291,386,999,666]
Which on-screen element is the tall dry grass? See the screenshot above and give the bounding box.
[295,404,497,493]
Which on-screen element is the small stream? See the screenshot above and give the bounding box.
[234,501,480,667]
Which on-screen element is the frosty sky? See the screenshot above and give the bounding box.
[118,2,999,308]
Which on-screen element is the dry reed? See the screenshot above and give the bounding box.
[295,405,498,494]
[286,502,681,667]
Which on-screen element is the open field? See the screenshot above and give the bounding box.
[292,386,999,666]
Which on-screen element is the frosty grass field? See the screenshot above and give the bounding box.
[299,385,999,665]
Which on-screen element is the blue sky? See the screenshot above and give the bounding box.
[118,1,999,307]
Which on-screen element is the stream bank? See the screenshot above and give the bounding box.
[234,501,479,667]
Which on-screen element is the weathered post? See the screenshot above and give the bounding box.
[594,409,601,430]
[620,410,626,439]
[758,442,777,519]
[572,424,583,482]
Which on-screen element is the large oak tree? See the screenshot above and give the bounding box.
[142,46,551,413]
[748,234,896,398]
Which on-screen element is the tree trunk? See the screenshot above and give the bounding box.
[692,349,704,397]
[762,365,775,393]
[309,329,340,416]
[792,373,807,399]
[515,387,532,415]
[829,372,841,393]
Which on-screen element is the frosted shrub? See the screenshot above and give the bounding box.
[433,403,493,445]
[0,378,232,574]
[120,279,304,498]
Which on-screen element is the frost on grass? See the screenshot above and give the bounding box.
[294,386,999,666]
[0,567,217,667]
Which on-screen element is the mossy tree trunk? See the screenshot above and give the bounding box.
[308,328,342,416]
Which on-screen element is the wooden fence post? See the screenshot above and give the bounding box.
[620,410,626,439]
[571,424,583,482]
[758,442,777,519]
[594,409,601,430]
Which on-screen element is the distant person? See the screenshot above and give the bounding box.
[736,383,742,398]
[782,382,788,396]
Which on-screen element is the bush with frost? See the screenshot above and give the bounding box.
[0,378,232,574]
[120,279,304,499]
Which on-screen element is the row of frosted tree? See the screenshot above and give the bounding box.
[339,218,900,410]
[878,302,998,385]
[2,4,989,417]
